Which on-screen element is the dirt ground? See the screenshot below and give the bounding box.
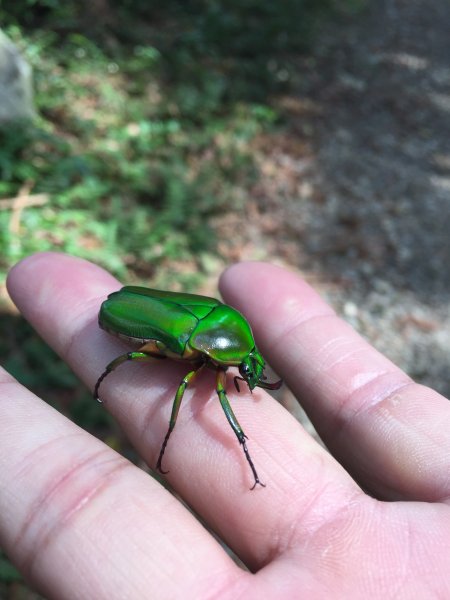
[234,0,450,411]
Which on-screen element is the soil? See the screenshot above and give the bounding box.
[233,0,450,412]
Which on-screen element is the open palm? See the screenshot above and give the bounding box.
[2,253,450,599]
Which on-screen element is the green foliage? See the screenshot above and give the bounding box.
[0,0,360,288]
[0,25,277,289]
[115,0,342,104]
[0,552,20,583]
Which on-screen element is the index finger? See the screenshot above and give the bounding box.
[220,262,450,502]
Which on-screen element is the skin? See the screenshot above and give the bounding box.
[1,252,450,599]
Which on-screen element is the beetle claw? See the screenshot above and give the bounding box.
[156,456,170,475]
[250,479,266,490]
[239,435,265,490]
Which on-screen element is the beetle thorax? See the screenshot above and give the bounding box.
[188,304,256,366]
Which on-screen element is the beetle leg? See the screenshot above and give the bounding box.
[257,378,282,391]
[233,376,246,393]
[94,351,160,402]
[156,364,205,475]
[216,369,265,490]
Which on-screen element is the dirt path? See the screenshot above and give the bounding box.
[250,0,450,401]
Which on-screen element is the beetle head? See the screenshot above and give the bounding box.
[238,349,282,391]
[239,350,264,390]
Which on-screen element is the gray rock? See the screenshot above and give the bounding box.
[0,30,34,123]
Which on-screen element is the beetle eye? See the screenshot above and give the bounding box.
[240,363,251,378]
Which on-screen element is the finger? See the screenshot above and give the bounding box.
[7,253,362,570]
[0,367,240,599]
[220,262,450,502]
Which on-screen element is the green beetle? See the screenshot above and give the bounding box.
[94,287,281,489]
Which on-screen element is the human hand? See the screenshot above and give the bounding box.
[2,253,450,598]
